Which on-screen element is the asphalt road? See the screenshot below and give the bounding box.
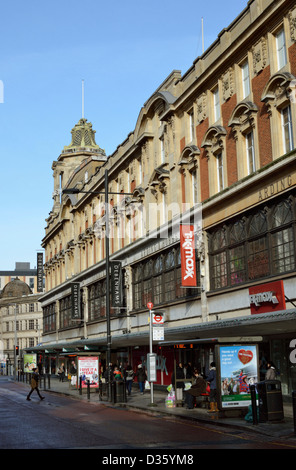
[0,377,295,454]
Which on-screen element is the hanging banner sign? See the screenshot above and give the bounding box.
[180,225,197,287]
[37,252,44,292]
[71,282,81,319]
[111,261,123,307]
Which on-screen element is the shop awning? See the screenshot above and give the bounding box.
[26,308,296,354]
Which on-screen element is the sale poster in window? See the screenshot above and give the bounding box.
[218,345,258,409]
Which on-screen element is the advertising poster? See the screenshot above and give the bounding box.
[78,356,99,388]
[218,345,258,409]
[24,354,37,373]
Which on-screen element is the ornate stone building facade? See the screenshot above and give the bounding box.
[35,0,296,395]
[0,278,43,375]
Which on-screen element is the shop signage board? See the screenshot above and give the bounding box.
[78,356,99,388]
[36,252,43,292]
[180,225,197,287]
[249,280,286,314]
[216,344,259,409]
[111,261,123,307]
[71,282,81,320]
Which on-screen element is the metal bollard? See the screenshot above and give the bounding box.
[250,384,258,425]
[98,379,102,401]
[111,381,115,404]
[123,379,127,403]
[47,374,51,390]
[292,390,296,434]
[79,376,82,395]
[87,380,90,400]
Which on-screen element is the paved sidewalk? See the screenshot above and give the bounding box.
[34,376,296,439]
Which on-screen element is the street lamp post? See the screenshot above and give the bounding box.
[63,169,133,401]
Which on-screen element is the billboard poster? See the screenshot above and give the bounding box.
[180,224,197,287]
[24,354,37,373]
[78,356,99,388]
[218,345,258,409]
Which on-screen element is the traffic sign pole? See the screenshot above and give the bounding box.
[147,302,156,407]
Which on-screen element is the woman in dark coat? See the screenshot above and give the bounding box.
[184,370,207,409]
[135,364,147,394]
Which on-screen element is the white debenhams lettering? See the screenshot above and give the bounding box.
[249,291,279,307]
[182,231,195,280]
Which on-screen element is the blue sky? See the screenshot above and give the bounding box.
[0,0,248,271]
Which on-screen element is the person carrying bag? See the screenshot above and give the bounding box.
[26,368,45,401]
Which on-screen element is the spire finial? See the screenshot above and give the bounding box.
[82,79,85,119]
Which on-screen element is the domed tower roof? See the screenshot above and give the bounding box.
[0,277,33,298]
[62,118,105,155]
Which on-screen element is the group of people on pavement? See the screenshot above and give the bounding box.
[171,359,279,411]
[103,362,148,395]
[171,361,218,412]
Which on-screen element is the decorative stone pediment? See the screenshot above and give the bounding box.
[201,126,227,158]
[178,145,200,171]
[228,101,258,139]
[261,72,296,114]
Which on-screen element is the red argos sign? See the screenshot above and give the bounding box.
[249,280,286,315]
[180,225,197,287]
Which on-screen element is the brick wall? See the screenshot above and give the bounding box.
[196,118,209,201]
[222,93,238,186]
[252,65,272,168]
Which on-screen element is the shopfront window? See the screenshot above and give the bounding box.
[43,303,56,333]
[209,193,296,290]
[88,278,115,321]
[60,296,71,329]
[132,245,199,310]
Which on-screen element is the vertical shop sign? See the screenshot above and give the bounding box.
[71,282,81,320]
[37,252,44,292]
[180,225,197,287]
[111,261,123,307]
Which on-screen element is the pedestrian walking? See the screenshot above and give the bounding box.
[58,363,65,382]
[265,361,277,380]
[206,362,218,412]
[26,368,45,401]
[135,364,147,394]
[125,364,134,395]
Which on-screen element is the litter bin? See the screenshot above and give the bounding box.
[257,380,284,422]
[112,380,126,403]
